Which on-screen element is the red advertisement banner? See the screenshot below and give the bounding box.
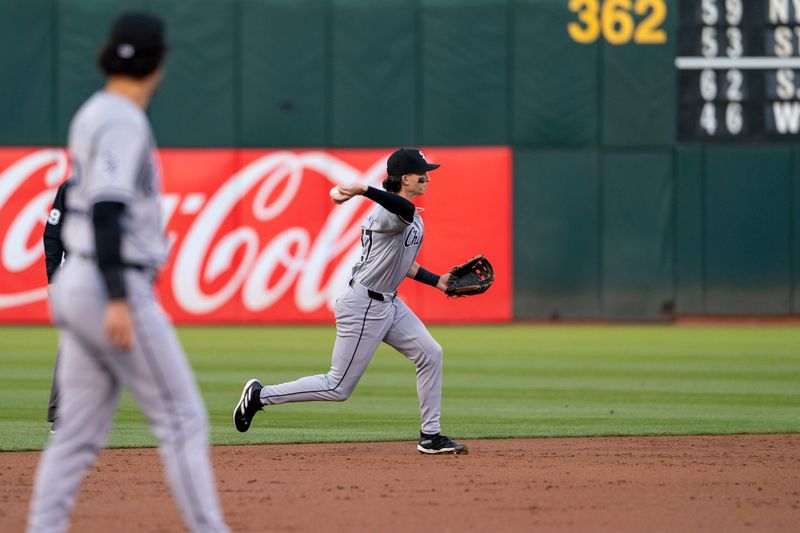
[0,147,511,324]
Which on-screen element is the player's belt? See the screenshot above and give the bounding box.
[349,279,396,302]
[77,253,156,274]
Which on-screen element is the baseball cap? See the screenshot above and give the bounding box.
[107,11,167,61]
[387,148,441,176]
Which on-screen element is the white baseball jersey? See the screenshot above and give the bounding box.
[64,91,167,267]
[350,204,424,294]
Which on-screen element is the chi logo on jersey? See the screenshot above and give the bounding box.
[405,226,422,248]
[47,209,62,226]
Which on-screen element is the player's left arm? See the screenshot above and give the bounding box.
[407,262,450,292]
[88,121,146,350]
[43,179,72,284]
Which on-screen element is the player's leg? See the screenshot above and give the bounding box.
[27,329,120,533]
[46,346,60,430]
[382,298,468,454]
[125,293,228,533]
[382,298,443,434]
[259,291,394,405]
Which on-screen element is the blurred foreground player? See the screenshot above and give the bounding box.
[27,12,228,532]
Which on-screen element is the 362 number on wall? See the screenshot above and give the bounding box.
[568,0,667,45]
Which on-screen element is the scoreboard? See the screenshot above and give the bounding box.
[678,0,800,141]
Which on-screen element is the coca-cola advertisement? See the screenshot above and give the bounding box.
[0,146,511,324]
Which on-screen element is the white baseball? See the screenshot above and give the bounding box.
[329,186,347,204]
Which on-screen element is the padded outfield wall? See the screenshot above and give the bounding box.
[0,0,797,321]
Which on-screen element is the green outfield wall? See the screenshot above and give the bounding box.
[1,0,797,319]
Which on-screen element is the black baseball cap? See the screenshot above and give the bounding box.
[107,11,166,59]
[387,148,441,176]
[98,11,167,78]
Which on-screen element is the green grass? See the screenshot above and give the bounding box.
[1,325,799,451]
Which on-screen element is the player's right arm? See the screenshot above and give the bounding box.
[336,183,416,225]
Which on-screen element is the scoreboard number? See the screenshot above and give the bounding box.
[701,26,717,56]
[568,0,667,45]
[726,27,743,57]
[699,102,743,136]
[700,69,717,99]
[725,0,743,25]
[727,102,743,133]
[700,102,718,134]
[700,0,743,25]
[727,69,743,100]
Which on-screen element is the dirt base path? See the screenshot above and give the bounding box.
[2,434,799,532]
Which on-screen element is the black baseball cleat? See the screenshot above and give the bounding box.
[233,378,263,432]
[417,432,469,454]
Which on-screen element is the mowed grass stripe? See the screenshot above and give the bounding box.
[0,325,798,451]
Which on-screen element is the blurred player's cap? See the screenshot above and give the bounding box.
[98,11,167,79]
[107,11,167,60]
[387,148,441,175]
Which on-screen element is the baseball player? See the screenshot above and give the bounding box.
[27,12,228,532]
[42,177,73,432]
[234,148,468,454]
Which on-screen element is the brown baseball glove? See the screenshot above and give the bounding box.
[445,255,494,297]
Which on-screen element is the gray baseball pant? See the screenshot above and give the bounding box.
[27,257,228,533]
[260,282,444,435]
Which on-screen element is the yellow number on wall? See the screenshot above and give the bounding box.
[602,0,634,45]
[567,0,601,44]
[634,0,667,44]
[567,0,667,45]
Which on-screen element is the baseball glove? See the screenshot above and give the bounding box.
[445,255,494,297]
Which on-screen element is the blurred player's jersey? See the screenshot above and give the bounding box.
[64,91,167,267]
[351,204,424,294]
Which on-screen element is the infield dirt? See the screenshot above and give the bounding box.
[1,434,798,532]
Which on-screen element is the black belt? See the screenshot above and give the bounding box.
[349,279,393,301]
[368,290,385,301]
[78,253,153,272]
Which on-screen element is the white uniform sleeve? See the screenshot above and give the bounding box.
[86,120,148,204]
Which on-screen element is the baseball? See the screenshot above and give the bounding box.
[329,186,347,204]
